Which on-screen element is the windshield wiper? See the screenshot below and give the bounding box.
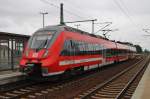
[43,39,48,48]
[36,39,48,51]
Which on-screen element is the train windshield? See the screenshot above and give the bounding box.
[29,31,54,49]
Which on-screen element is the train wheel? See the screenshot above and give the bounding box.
[61,70,72,80]
[72,66,84,75]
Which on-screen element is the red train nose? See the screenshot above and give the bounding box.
[25,49,49,59]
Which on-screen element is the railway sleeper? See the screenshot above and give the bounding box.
[104,86,125,89]
[101,87,124,90]
[105,84,126,88]
[90,95,110,99]
[107,82,126,85]
[91,93,116,98]
[96,91,120,95]
[13,90,25,94]
[25,87,36,90]
[125,92,133,96]
[127,88,136,92]
[19,89,31,92]
[98,89,121,93]
[27,95,36,98]
[0,95,10,99]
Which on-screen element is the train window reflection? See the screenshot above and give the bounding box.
[29,34,53,49]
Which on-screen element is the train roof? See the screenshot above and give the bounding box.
[36,25,136,51]
[36,25,104,38]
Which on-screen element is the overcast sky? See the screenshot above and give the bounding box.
[0,0,150,50]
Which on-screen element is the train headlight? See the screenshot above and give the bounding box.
[42,50,49,58]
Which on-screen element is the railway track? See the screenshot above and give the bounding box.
[0,56,145,99]
[0,79,37,93]
[75,56,150,99]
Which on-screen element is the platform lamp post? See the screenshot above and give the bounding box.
[40,12,48,28]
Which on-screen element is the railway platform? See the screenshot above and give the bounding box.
[0,70,25,85]
[132,62,150,99]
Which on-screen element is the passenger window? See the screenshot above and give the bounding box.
[61,40,71,56]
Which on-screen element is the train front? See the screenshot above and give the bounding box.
[20,28,59,77]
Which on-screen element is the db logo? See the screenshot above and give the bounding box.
[33,53,38,57]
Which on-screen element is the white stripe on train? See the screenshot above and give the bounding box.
[42,60,114,76]
[42,57,128,76]
[59,57,103,66]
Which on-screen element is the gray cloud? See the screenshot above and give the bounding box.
[0,0,149,50]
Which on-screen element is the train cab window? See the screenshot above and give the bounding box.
[29,34,53,49]
[28,31,56,50]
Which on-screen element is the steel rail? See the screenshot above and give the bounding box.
[76,57,146,99]
[115,56,150,99]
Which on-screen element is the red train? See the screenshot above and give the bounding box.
[20,25,136,77]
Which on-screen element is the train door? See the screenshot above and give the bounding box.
[60,40,75,67]
[102,45,106,65]
[114,41,119,62]
[70,40,76,66]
